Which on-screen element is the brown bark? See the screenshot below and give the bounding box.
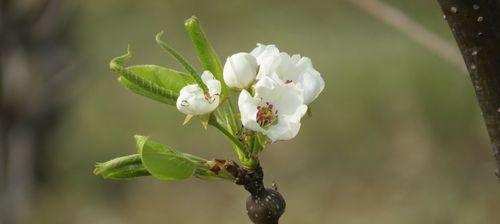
[437,0,500,179]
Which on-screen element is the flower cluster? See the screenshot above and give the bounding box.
[176,44,324,142]
[98,18,325,224]
[176,71,221,115]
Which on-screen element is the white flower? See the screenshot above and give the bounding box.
[223,52,258,89]
[250,43,279,64]
[254,44,325,105]
[238,76,308,142]
[176,71,221,115]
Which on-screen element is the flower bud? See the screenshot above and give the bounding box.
[223,52,258,89]
[176,71,221,115]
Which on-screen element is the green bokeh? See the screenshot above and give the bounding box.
[29,0,500,223]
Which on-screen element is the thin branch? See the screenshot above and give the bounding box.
[346,0,466,73]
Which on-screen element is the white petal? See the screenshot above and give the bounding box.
[274,85,307,121]
[223,53,257,89]
[257,53,300,82]
[238,90,264,132]
[291,54,301,64]
[254,76,277,100]
[179,83,203,96]
[298,68,325,104]
[276,53,301,81]
[252,76,307,141]
[266,118,301,142]
[295,56,312,72]
[201,70,221,96]
[254,76,307,118]
[201,70,215,82]
[250,43,280,65]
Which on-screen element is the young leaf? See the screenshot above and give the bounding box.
[94,154,150,180]
[136,135,196,180]
[128,65,194,92]
[111,47,192,105]
[118,77,174,105]
[184,16,227,95]
[155,32,209,93]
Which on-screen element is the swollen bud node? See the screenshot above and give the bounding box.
[246,188,286,224]
[236,165,286,224]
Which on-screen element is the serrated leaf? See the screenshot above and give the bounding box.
[136,135,195,180]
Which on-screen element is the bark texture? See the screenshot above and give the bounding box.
[437,0,500,179]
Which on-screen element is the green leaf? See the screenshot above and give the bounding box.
[184,16,227,95]
[118,77,174,105]
[94,154,150,180]
[136,135,196,180]
[155,32,208,93]
[111,47,193,105]
[128,65,194,92]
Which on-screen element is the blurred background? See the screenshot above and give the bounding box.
[1,0,499,223]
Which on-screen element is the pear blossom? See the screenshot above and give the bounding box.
[253,44,325,105]
[176,71,221,115]
[238,75,308,142]
[223,52,258,89]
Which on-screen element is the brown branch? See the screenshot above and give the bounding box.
[437,0,500,180]
[346,0,466,73]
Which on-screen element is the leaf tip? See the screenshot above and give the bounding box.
[134,134,148,143]
[110,46,132,72]
[93,162,105,175]
[155,31,165,43]
[184,15,199,27]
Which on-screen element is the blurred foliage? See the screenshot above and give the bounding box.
[26,0,500,223]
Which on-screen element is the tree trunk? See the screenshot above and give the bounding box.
[437,0,500,179]
[0,0,78,223]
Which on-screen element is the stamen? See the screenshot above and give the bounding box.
[256,102,278,128]
[285,80,293,84]
[181,100,190,107]
[205,93,219,104]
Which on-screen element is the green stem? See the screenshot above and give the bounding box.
[226,96,239,130]
[208,116,251,163]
